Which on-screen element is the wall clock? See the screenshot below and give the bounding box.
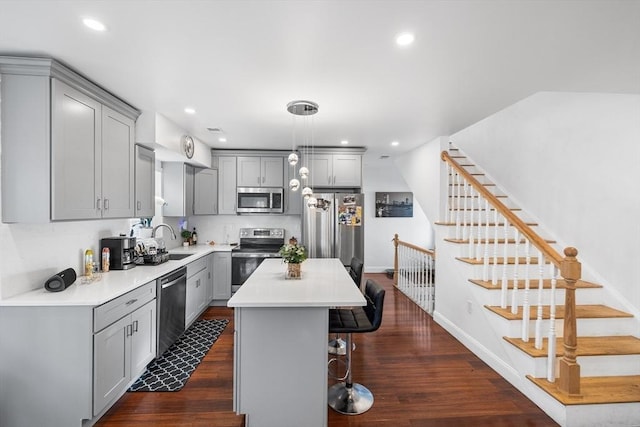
[181,135,194,159]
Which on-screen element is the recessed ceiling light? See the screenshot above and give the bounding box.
[396,32,414,47]
[219,137,227,143]
[391,141,400,146]
[341,140,349,145]
[83,18,107,32]
[184,107,196,114]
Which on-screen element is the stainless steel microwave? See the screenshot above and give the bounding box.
[237,187,284,214]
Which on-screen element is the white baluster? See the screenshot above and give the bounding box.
[521,239,531,342]
[468,186,475,259]
[500,217,509,308]
[535,250,545,349]
[455,172,462,240]
[462,181,469,243]
[547,265,558,382]
[446,164,452,224]
[511,229,520,315]
[482,199,490,281]
[492,208,499,285]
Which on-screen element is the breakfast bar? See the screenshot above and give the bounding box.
[227,258,365,427]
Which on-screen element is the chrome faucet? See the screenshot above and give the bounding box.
[151,223,177,240]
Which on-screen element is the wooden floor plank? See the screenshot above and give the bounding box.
[97,273,558,426]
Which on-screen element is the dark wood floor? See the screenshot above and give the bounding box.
[97,273,558,426]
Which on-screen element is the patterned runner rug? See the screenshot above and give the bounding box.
[129,318,229,392]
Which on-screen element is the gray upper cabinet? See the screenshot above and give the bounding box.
[194,167,218,215]
[217,156,237,214]
[162,163,194,217]
[306,153,362,188]
[134,145,155,218]
[0,56,140,223]
[237,156,284,187]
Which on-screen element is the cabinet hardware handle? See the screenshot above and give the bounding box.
[262,176,265,183]
[137,201,141,211]
[126,324,133,337]
[133,320,138,333]
[333,175,336,185]
[196,279,200,288]
[104,199,109,210]
[125,298,138,306]
[96,198,101,210]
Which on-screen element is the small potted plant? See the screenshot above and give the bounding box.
[180,228,192,246]
[279,237,308,279]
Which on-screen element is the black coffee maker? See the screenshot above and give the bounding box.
[100,236,137,270]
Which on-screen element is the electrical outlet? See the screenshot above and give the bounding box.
[466,300,473,314]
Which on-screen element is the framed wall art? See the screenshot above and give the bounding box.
[375,192,413,218]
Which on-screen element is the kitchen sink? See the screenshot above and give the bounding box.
[168,253,194,260]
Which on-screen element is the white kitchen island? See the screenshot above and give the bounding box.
[227,258,365,427]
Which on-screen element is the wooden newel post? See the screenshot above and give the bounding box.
[558,246,581,396]
[393,234,399,287]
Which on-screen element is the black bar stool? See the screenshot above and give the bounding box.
[328,257,364,356]
[328,279,385,415]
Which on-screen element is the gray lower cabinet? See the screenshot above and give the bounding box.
[186,255,214,328]
[93,282,157,416]
[135,145,156,218]
[212,252,232,300]
[0,281,155,427]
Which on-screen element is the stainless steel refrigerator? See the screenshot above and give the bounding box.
[302,193,364,266]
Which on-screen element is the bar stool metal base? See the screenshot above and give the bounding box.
[327,382,374,415]
[328,337,356,355]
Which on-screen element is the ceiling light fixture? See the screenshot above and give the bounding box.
[287,100,318,204]
[341,140,349,145]
[396,32,415,46]
[391,141,399,146]
[184,107,196,114]
[83,18,107,32]
[218,137,227,143]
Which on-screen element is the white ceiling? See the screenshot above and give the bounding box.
[1,0,639,160]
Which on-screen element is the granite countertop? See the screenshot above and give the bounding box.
[227,258,366,308]
[0,243,235,307]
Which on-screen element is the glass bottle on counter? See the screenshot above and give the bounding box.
[192,227,198,245]
[84,248,94,278]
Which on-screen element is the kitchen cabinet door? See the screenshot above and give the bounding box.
[261,157,284,187]
[129,300,157,378]
[163,163,195,217]
[332,154,362,187]
[308,154,333,187]
[186,269,208,328]
[237,156,262,187]
[93,315,130,416]
[194,167,218,215]
[101,106,135,218]
[218,156,237,214]
[134,145,155,218]
[51,79,102,220]
[212,252,232,300]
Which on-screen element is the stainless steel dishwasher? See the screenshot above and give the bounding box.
[156,266,187,357]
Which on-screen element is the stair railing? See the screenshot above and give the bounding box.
[442,150,582,396]
[393,234,436,314]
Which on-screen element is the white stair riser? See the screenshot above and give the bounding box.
[489,316,638,338]
[479,287,604,306]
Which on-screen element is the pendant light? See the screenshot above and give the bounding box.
[287,100,318,201]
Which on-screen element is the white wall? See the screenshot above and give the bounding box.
[451,91,640,314]
[362,156,432,273]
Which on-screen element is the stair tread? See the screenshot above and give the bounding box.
[435,221,538,226]
[485,304,634,320]
[470,278,601,290]
[527,375,640,405]
[504,335,640,357]
[457,256,548,265]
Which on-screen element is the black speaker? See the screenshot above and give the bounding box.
[44,268,77,292]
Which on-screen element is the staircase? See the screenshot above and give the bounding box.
[432,147,640,426]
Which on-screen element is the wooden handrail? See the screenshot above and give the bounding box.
[441,151,563,267]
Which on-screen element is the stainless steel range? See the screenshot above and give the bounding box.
[231,228,284,293]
